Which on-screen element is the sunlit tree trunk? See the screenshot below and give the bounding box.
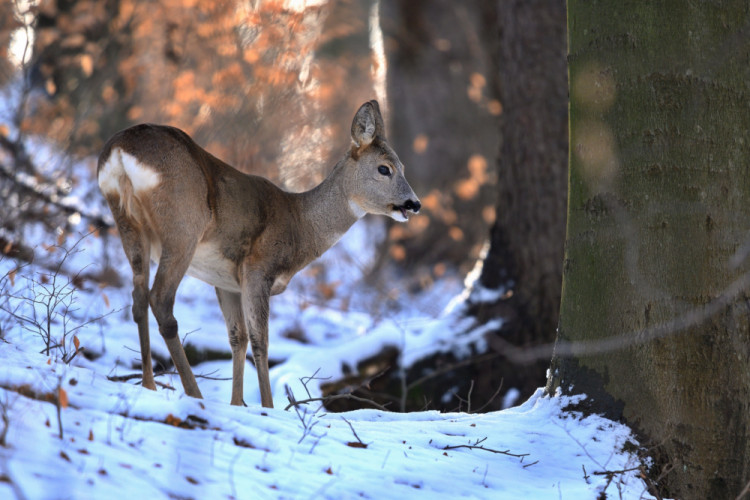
[546,1,750,498]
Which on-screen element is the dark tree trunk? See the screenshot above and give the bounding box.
[546,1,750,498]
[372,0,568,411]
[471,0,568,400]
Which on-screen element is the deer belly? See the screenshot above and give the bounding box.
[186,243,240,292]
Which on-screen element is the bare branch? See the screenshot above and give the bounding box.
[284,393,390,412]
[341,416,368,447]
[442,437,530,459]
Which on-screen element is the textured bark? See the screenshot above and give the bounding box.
[547,2,750,498]
[473,0,568,397]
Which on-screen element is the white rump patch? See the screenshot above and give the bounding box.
[98,149,161,197]
[121,151,161,192]
[97,151,123,196]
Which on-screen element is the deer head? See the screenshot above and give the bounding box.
[346,100,421,222]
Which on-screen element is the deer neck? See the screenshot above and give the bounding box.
[296,160,363,256]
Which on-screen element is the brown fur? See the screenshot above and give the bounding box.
[97,101,420,408]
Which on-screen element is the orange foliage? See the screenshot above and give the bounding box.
[23,0,377,186]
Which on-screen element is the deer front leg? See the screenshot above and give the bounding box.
[240,266,273,408]
[215,288,249,406]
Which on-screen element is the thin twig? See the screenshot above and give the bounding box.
[341,416,367,446]
[107,369,231,383]
[472,378,504,413]
[443,437,529,459]
[592,466,642,477]
[284,393,390,412]
[737,479,750,500]
[299,368,331,399]
[443,444,529,458]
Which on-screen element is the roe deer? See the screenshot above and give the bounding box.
[98,100,420,408]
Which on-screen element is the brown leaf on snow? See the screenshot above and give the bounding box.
[165,413,182,427]
[58,387,69,409]
[346,441,367,449]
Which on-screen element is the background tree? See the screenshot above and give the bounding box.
[546,1,750,498]
[473,0,568,401]
[373,0,568,411]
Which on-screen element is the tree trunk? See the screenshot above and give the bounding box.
[376,0,568,410]
[546,2,750,498]
[472,0,568,400]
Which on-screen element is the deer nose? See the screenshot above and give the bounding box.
[403,199,421,213]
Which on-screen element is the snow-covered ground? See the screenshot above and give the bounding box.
[0,341,650,500]
[0,77,655,498]
[0,220,656,499]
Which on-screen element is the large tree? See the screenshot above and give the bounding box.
[473,0,568,399]
[546,1,750,498]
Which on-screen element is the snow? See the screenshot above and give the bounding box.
[0,343,652,500]
[0,80,656,499]
[0,221,657,499]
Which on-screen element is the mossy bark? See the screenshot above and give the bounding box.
[547,1,750,498]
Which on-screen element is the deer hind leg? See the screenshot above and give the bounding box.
[241,267,273,408]
[215,288,249,406]
[150,242,203,399]
[108,203,156,390]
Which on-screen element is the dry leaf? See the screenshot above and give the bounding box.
[102,293,110,308]
[8,268,15,286]
[58,387,68,409]
[73,336,80,351]
[165,413,182,427]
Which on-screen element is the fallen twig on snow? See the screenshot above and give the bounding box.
[442,437,530,460]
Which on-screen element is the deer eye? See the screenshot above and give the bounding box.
[378,165,392,176]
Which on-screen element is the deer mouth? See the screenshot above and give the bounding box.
[391,201,420,222]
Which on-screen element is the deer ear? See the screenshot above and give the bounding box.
[351,100,385,148]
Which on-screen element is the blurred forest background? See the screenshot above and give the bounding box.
[0,0,567,412]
